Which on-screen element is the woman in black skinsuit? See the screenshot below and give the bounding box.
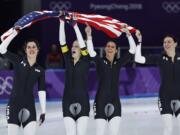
[135,30,180,135]
[0,29,46,135]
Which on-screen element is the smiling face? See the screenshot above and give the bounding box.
[105,41,118,58]
[25,41,39,59]
[71,40,81,59]
[163,36,177,54]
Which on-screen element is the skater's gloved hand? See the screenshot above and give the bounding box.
[66,12,77,27]
[121,24,131,37]
[135,29,142,43]
[59,10,69,22]
[39,113,45,126]
[85,23,92,38]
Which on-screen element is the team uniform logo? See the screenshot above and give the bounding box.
[6,106,10,120]
[158,99,163,112]
[93,103,97,115]
[35,69,41,73]
[21,61,27,67]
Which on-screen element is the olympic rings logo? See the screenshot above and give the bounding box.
[0,76,13,95]
[49,1,72,11]
[162,1,180,13]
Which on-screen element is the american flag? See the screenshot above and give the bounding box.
[71,12,137,38]
[14,10,60,29]
[1,10,60,41]
[1,10,136,41]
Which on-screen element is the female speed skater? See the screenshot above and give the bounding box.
[135,30,180,135]
[85,24,136,135]
[0,29,46,135]
[59,13,90,135]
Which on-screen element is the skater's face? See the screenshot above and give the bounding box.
[163,36,177,54]
[25,41,39,59]
[105,41,117,58]
[71,40,81,59]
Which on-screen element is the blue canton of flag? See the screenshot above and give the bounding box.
[14,10,60,29]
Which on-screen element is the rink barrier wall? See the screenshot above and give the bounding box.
[0,67,160,101]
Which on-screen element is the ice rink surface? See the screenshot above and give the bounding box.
[0,97,179,135]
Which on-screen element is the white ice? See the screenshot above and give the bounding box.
[0,97,179,135]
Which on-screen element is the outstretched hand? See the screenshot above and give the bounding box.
[85,23,92,37]
[66,12,78,27]
[59,11,68,21]
[135,29,142,42]
[59,11,78,27]
[39,113,45,126]
[121,24,131,36]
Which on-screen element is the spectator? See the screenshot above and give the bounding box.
[46,44,64,69]
[0,54,11,70]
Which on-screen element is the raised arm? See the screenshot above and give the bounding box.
[0,29,22,65]
[70,16,88,56]
[121,26,136,54]
[117,27,136,65]
[135,30,146,64]
[59,12,69,53]
[0,29,18,54]
[85,23,96,57]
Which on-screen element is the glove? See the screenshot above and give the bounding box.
[59,11,69,21]
[39,113,45,126]
[1,28,19,42]
[66,13,77,27]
